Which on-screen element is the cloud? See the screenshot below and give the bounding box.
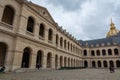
[46,0,86,11]
[28,0,120,40]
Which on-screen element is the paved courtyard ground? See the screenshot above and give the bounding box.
[0,69,120,80]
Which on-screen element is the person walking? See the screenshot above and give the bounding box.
[36,63,40,70]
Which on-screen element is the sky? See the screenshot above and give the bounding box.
[28,0,120,40]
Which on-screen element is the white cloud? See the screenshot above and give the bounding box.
[28,0,120,40]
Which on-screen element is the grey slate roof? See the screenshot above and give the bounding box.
[79,34,120,48]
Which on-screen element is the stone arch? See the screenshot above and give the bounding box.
[56,34,59,46]
[64,40,66,49]
[39,23,45,38]
[60,37,63,48]
[71,43,72,52]
[55,55,58,68]
[0,42,7,67]
[102,49,106,56]
[98,61,101,68]
[108,49,112,55]
[71,58,73,67]
[83,50,87,56]
[116,60,120,68]
[47,52,52,68]
[84,60,88,68]
[91,50,95,56]
[75,60,77,67]
[26,16,35,33]
[48,28,53,41]
[60,56,63,67]
[103,61,108,67]
[109,60,114,67]
[74,59,75,67]
[96,50,100,56]
[36,50,43,68]
[2,5,15,25]
[68,58,70,67]
[21,47,32,68]
[114,48,119,55]
[92,61,96,68]
[68,42,70,51]
[64,57,67,67]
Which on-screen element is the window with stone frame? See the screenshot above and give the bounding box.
[2,5,15,25]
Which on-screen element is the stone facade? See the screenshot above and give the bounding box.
[0,0,120,72]
[0,0,82,71]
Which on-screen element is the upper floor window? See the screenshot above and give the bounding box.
[96,50,100,56]
[91,50,95,56]
[2,5,15,25]
[83,50,87,56]
[71,43,72,52]
[102,49,106,56]
[68,42,70,50]
[114,48,119,55]
[60,37,63,48]
[39,23,45,37]
[56,34,59,46]
[108,49,112,55]
[64,40,66,49]
[26,17,34,33]
[48,28,53,41]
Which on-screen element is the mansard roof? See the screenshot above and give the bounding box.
[79,35,120,48]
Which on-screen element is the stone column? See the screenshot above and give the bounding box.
[11,50,23,71]
[112,49,114,56]
[44,27,49,43]
[57,56,60,68]
[42,54,47,68]
[52,33,56,47]
[18,13,28,34]
[114,60,116,68]
[0,5,4,21]
[34,22,39,39]
[30,54,37,68]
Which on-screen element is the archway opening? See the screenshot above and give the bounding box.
[36,50,43,68]
[0,43,7,67]
[84,61,88,68]
[92,61,96,68]
[98,61,101,68]
[103,61,108,68]
[2,5,15,25]
[55,55,58,68]
[60,56,63,67]
[47,53,52,68]
[68,58,70,67]
[71,59,73,67]
[64,57,67,67]
[21,47,31,68]
[116,60,120,68]
[109,61,114,67]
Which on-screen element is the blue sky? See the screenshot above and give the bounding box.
[28,0,120,40]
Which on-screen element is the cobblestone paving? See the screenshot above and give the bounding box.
[0,69,120,80]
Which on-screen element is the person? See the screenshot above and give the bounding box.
[109,66,112,73]
[109,66,115,73]
[36,63,40,70]
[111,66,115,73]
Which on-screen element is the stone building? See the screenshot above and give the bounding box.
[0,0,82,71]
[80,20,120,68]
[0,0,120,72]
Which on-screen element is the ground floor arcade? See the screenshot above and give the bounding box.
[83,59,120,68]
[0,37,82,71]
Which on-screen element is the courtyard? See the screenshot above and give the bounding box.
[0,69,120,80]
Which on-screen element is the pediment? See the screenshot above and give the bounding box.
[27,2,56,24]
